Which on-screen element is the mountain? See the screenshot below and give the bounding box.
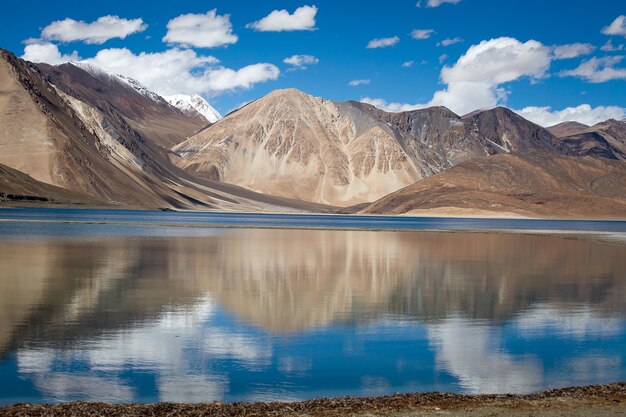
[164,94,222,124]
[40,61,207,149]
[1,49,330,212]
[360,151,626,218]
[547,121,589,138]
[173,89,564,206]
[555,119,626,160]
[0,163,104,207]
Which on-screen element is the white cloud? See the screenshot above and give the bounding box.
[410,29,434,40]
[402,61,414,68]
[601,40,625,52]
[602,15,626,37]
[417,0,461,7]
[439,54,448,63]
[516,104,626,127]
[247,5,318,32]
[22,42,80,65]
[560,56,626,83]
[367,36,399,49]
[81,48,279,97]
[204,64,281,94]
[361,97,423,113]
[349,79,370,86]
[40,15,146,45]
[431,37,551,114]
[552,43,595,59]
[363,37,552,116]
[283,54,319,69]
[438,37,463,47]
[163,10,238,48]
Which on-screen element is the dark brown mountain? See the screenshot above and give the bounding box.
[547,121,589,138]
[360,151,626,218]
[553,119,626,160]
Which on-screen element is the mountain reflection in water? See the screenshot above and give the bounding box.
[0,229,625,403]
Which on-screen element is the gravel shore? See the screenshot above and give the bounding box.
[2,383,625,417]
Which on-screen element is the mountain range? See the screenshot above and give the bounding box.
[1,48,625,218]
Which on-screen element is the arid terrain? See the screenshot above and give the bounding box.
[1,48,626,217]
[2,383,625,417]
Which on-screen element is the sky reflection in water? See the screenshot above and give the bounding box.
[0,214,625,404]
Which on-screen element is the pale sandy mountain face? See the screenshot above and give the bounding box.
[173,90,563,206]
[174,89,423,206]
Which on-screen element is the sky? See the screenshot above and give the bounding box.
[2,0,626,126]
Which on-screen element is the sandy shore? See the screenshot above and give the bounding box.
[2,383,625,417]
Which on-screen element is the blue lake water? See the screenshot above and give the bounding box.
[0,208,625,404]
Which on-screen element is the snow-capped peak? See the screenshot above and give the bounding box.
[163,94,222,124]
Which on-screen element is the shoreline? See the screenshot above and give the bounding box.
[0,217,625,247]
[2,382,625,416]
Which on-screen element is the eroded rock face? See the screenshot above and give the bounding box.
[174,90,564,206]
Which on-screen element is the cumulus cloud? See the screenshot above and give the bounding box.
[552,43,595,59]
[410,29,434,40]
[163,10,238,48]
[362,37,625,125]
[402,61,414,68]
[22,42,80,65]
[363,37,552,116]
[602,15,626,37]
[417,0,461,7]
[204,64,281,93]
[40,15,146,44]
[367,36,399,49]
[80,48,278,97]
[560,56,626,82]
[247,5,318,32]
[517,104,626,127]
[430,37,551,113]
[438,37,463,47]
[283,54,319,69]
[349,79,370,86]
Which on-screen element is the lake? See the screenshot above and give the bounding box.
[0,208,625,404]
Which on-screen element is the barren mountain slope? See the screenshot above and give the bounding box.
[1,50,331,212]
[174,90,566,206]
[0,163,104,206]
[555,119,626,160]
[361,152,626,218]
[38,62,206,149]
[174,89,422,206]
[547,121,589,138]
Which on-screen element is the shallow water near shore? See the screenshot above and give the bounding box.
[0,208,625,404]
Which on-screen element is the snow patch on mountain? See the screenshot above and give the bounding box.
[164,94,222,124]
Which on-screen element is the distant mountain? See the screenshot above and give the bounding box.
[174,89,564,206]
[360,151,626,218]
[555,119,626,160]
[164,94,222,124]
[547,121,589,138]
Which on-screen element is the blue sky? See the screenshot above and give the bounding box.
[2,0,626,125]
